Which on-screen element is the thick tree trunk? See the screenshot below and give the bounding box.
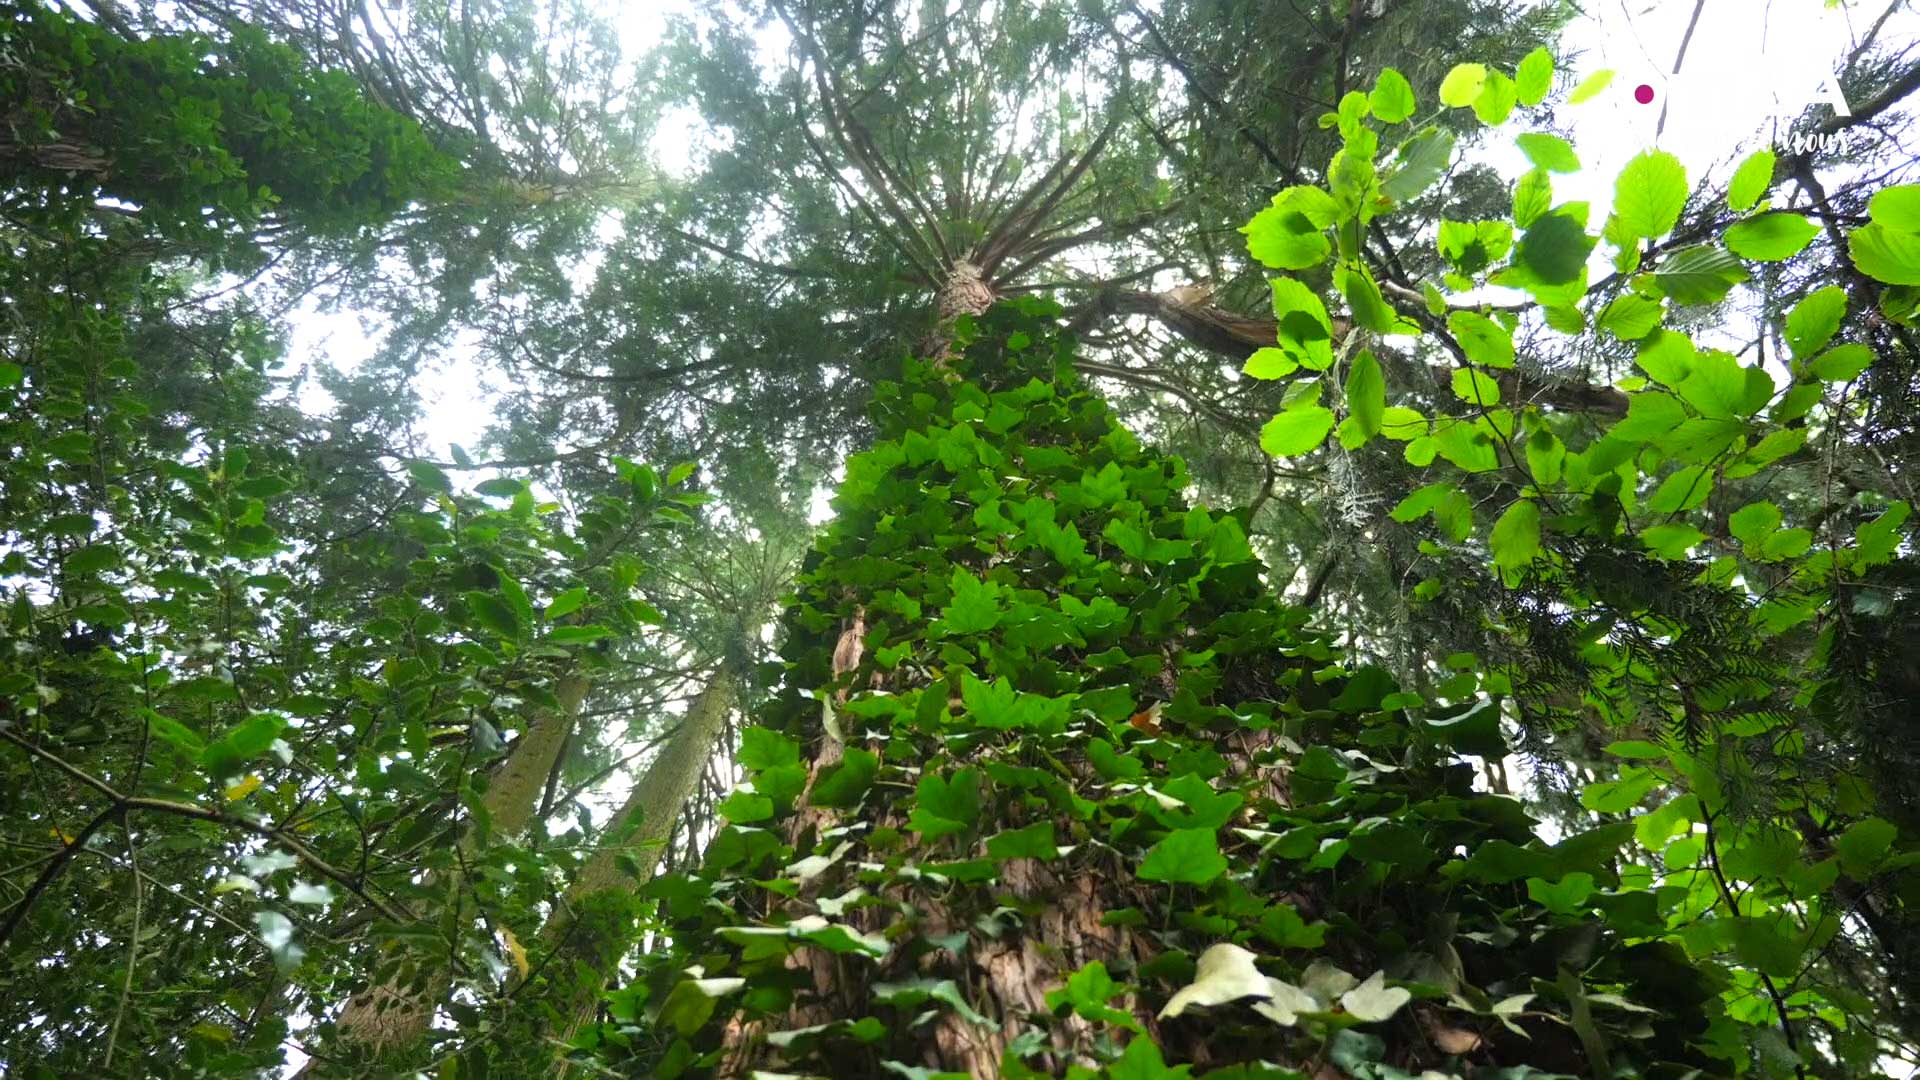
[316,674,590,1069]
[651,307,1722,1079]
[545,667,739,1067]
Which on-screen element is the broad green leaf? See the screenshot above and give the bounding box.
[1380,127,1454,203]
[1525,872,1596,915]
[1242,188,1339,270]
[464,592,520,639]
[201,714,288,779]
[1784,286,1847,359]
[1138,827,1228,884]
[1581,769,1659,813]
[1515,132,1579,173]
[1641,522,1705,558]
[1243,347,1296,380]
[1380,406,1426,440]
[1568,69,1615,104]
[1490,501,1542,574]
[1369,68,1416,123]
[1724,213,1818,261]
[811,747,879,807]
[1869,185,1920,229]
[545,586,589,621]
[1600,294,1663,340]
[1473,70,1518,125]
[1514,47,1554,106]
[1343,350,1385,441]
[1337,264,1395,333]
[1271,277,1336,370]
[1849,222,1920,285]
[1613,150,1688,241]
[1837,817,1897,875]
[1647,464,1715,514]
[986,821,1058,861]
[1515,210,1595,285]
[739,726,800,770]
[1653,245,1749,304]
[1451,367,1501,406]
[1811,342,1874,382]
[1260,406,1335,457]
[1727,149,1776,211]
[1512,167,1552,228]
[1448,311,1515,367]
[656,976,746,1035]
[1438,63,1488,108]
[1729,501,1783,546]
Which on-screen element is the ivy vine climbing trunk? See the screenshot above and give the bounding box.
[313,673,591,1071]
[613,306,1735,1078]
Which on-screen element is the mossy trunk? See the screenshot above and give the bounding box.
[317,674,590,1069]
[546,667,740,1066]
[607,306,1732,1079]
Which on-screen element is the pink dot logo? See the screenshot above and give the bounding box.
[1634,83,1656,105]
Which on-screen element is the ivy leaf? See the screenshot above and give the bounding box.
[1725,213,1818,261]
[1158,943,1271,1019]
[1339,971,1412,1023]
[1138,828,1228,885]
[739,727,800,770]
[1613,150,1688,241]
[1046,960,1141,1031]
[1259,406,1335,458]
[811,747,879,808]
[986,822,1058,861]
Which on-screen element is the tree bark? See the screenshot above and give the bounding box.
[314,673,591,1070]
[545,668,739,1068]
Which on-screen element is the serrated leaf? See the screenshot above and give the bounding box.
[1728,149,1776,212]
[1614,150,1688,241]
[1259,405,1335,457]
[1515,48,1554,106]
[1725,213,1818,261]
[1369,68,1416,122]
[1438,63,1488,107]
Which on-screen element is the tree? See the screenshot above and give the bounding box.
[596,302,1733,1077]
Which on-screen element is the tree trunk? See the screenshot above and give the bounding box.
[622,306,1726,1079]
[315,673,590,1070]
[544,667,739,1068]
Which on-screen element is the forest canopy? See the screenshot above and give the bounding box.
[3,0,1920,1078]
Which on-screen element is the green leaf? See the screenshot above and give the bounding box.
[1369,68,1416,123]
[1641,522,1706,558]
[1450,367,1501,406]
[1514,48,1554,106]
[1380,127,1454,203]
[464,592,520,639]
[739,727,800,770]
[1242,188,1338,270]
[254,910,305,973]
[1599,294,1663,340]
[1525,873,1596,915]
[545,586,589,621]
[1337,264,1395,333]
[942,568,1001,634]
[1515,210,1595,285]
[1448,311,1515,369]
[1568,69,1615,105]
[1810,343,1874,382]
[1727,149,1776,212]
[1725,213,1818,261]
[1729,501,1783,546]
[1472,70,1518,125]
[1438,63,1488,108]
[811,747,879,807]
[1259,406,1335,458]
[1653,245,1749,304]
[1836,817,1897,875]
[1138,828,1228,885]
[1613,150,1688,241]
[200,714,287,779]
[1490,501,1542,575]
[1581,769,1659,813]
[1849,222,1920,285]
[1515,132,1579,173]
[1343,351,1385,441]
[1785,286,1847,359]
[1647,464,1715,514]
[987,822,1059,861]
[656,976,745,1036]
[1242,347,1296,380]
[1271,278,1336,370]
[1511,167,1551,228]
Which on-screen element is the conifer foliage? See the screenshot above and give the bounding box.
[598,304,1730,1079]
